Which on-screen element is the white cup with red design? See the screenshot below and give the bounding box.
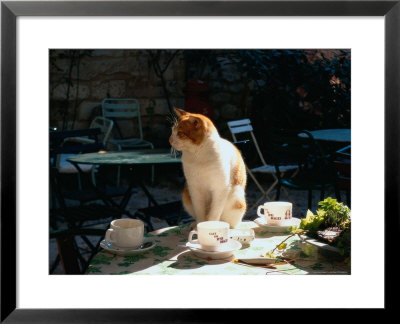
[188,221,230,251]
[257,202,292,226]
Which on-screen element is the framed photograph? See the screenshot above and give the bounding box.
[1,0,396,321]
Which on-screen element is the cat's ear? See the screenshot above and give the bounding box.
[174,107,187,117]
[192,117,201,128]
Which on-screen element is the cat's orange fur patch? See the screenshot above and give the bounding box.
[231,147,247,187]
[174,108,216,145]
[233,200,246,210]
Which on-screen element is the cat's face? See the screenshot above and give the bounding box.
[169,108,216,151]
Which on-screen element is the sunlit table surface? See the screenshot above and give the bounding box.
[67,149,181,166]
[87,222,350,275]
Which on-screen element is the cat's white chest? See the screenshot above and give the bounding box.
[182,142,231,190]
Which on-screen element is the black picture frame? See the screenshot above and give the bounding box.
[1,0,396,321]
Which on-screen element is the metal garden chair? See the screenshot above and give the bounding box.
[50,129,126,273]
[102,98,155,184]
[102,98,154,150]
[227,119,298,211]
[56,116,114,188]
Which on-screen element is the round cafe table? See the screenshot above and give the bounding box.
[300,129,351,143]
[67,149,182,231]
[67,150,181,208]
[86,222,350,275]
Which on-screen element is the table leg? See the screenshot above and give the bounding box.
[138,181,159,207]
[71,162,135,217]
[71,162,155,231]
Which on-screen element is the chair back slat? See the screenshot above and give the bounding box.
[103,103,139,109]
[102,99,140,116]
[229,124,253,134]
[101,98,143,140]
[227,119,251,127]
[101,110,139,118]
[227,119,266,166]
[102,98,140,118]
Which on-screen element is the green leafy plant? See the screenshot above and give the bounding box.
[298,197,351,257]
[300,197,350,230]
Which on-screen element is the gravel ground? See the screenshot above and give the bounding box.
[49,175,340,274]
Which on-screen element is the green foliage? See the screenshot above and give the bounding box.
[244,50,351,130]
[318,197,351,227]
[299,197,351,256]
[183,49,350,131]
[300,210,325,232]
[300,198,351,231]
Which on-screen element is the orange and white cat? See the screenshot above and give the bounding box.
[169,108,247,228]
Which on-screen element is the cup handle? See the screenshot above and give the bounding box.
[105,229,116,243]
[188,230,199,244]
[257,205,265,217]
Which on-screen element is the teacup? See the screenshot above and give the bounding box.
[257,201,292,226]
[188,221,230,252]
[105,219,144,248]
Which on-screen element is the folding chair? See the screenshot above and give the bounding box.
[50,127,127,207]
[49,131,125,273]
[102,98,154,150]
[227,119,298,211]
[56,116,114,188]
[102,98,154,184]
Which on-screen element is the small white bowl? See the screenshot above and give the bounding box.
[229,228,255,245]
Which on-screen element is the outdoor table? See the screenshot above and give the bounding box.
[67,150,181,230]
[87,222,350,275]
[67,149,181,205]
[67,149,181,167]
[299,129,351,158]
[300,129,351,143]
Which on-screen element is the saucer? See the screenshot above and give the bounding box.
[254,217,301,232]
[100,238,156,256]
[185,240,242,260]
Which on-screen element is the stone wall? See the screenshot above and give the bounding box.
[50,49,349,148]
[50,50,186,147]
[197,58,253,139]
[50,49,253,146]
